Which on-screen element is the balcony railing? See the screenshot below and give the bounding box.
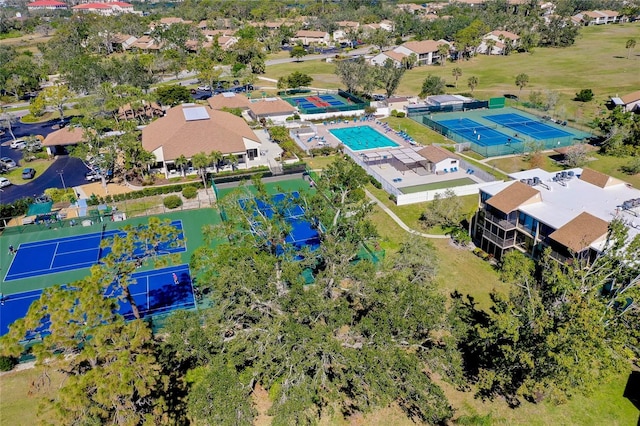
[484,211,517,230]
[482,232,516,248]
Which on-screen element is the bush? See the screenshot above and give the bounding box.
[182,186,198,199]
[575,89,594,102]
[163,195,183,209]
[621,157,640,175]
[0,355,18,371]
[369,175,382,189]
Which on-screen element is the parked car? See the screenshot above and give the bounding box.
[372,94,386,101]
[197,85,211,91]
[0,157,16,168]
[22,168,36,179]
[0,177,11,188]
[10,139,26,149]
[85,170,102,182]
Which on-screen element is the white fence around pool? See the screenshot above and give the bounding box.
[344,148,503,206]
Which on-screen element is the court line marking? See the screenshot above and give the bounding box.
[5,220,186,281]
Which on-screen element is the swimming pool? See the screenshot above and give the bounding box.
[329,126,400,151]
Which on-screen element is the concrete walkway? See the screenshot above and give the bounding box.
[365,189,449,239]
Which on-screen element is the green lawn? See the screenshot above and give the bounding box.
[399,177,476,193]
[304,154,337,170]
[382,116,451,146]
[487,153,564,174]
[586,152,640,188]
[0,367,65,425]
[3,159,53,185]
[264,60,340,89]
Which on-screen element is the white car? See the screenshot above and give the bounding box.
[0,157,16,168]
[10,139,26,149]
[0,177,11,188]
[197,85,211,91]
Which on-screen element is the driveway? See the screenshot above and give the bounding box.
[1,118,85,204]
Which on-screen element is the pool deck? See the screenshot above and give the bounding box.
[302,119,487,192]
[302,118,415,151]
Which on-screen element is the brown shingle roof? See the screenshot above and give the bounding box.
[402,40,440,54]
[487,181,541,213]
[248,99,296,116]
[579,168,624,188]
[207,93,251,110]
[620,90,640,104]
[43,127,85,147]
[383,50,407,62]
[295,30,328,38]
[549,212,609,252]
[142,105,259,161]
[417,145,458,164]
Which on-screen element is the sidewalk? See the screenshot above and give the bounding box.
[365,189,449,239]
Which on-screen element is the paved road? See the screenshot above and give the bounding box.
[1,118,87,204]
[265,46,373,66]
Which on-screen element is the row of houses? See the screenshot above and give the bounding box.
[369,30,520,67]
[27,0,138,15]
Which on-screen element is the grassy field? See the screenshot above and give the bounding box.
[487,152,564,174]
[0,366,65,425]
[264,60,340,89]
[382,116,451,146]
[400,177,476,193]
[265,24,639,125]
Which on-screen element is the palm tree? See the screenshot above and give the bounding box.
[452,67,462,88]
[515,73,529,92]
[467,76,479,93]
[209,150,224,173]
[485,39,497,55]
[626,38,636,59]
[174,154,188,177]
[437,44,449,66]
[191,152,211,188]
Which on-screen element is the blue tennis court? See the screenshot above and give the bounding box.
[484,113,572,140]
[239,192,321,253]
[0,264,195,337]
[4,220,186,282]
[439,118,521,147]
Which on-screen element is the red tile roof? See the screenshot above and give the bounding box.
[27,0,66,6]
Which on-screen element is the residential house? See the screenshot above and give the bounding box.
[117,101,164,122]
[290,30,330,46]
[247,98,296,124]
[333,21,359,42]
[394,40,451,66]
[472,168,640,263]
[72,2,135,16]
[397,3,429,14]
[572,10,620,25]
[207,93,251,111]
[477,30,520,55]
[112,33,137,51]
[611,90,640,113]
[141,104,262,177]
[157,17,193,26]
[27,0,68,11]
[369,50,407,68]
[128,35,162,52]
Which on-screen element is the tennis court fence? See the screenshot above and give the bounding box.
[1,198,216,236]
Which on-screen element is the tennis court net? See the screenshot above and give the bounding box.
[450,124,499,132]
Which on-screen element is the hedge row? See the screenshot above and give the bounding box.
[87,182,203,206]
